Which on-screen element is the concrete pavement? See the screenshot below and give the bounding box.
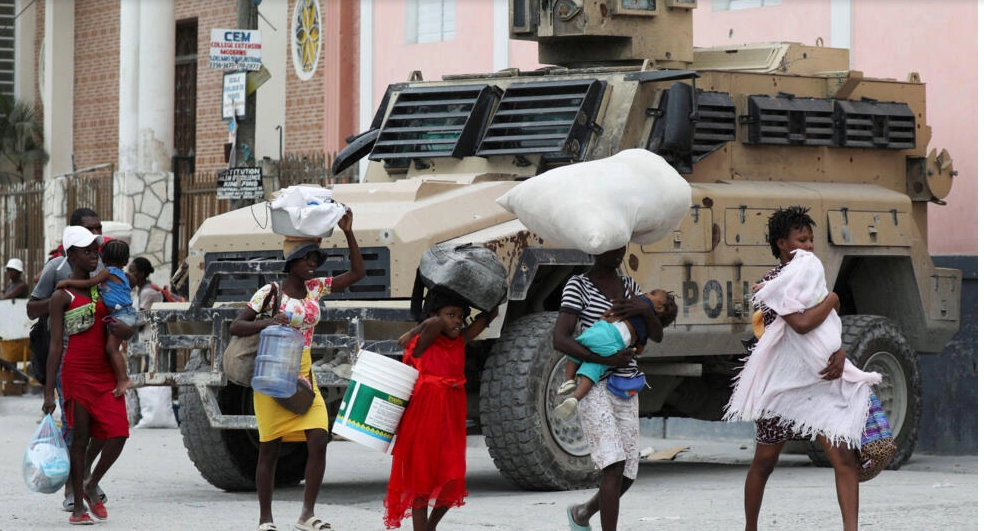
[0,395,976,530]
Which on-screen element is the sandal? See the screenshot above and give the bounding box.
[68,512,95,525]
[256,523,278,531]
[295,516,332,530]
[566,505,591,531]
[557,379,576,395]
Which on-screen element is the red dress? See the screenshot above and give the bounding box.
[60,289,129,440]
[383,334,468,529]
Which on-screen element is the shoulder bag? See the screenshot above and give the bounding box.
[223,283,279,387]
[274,372,316,415]
[63,286,101,336]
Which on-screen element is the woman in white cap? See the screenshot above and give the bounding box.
[42,226,129,525]
[230,208,365,531]
[2,257,28,299]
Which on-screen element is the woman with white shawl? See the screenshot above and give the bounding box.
[724,206,881,531]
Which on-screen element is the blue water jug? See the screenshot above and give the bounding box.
[251,319,305,398]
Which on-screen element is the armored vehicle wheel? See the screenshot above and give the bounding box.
[479,312,598,491]
[178,352,309,491]
[806,315,921,470]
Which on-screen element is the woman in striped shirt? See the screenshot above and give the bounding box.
[553,246,663,531]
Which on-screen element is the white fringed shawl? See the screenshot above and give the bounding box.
[724,250,880,447]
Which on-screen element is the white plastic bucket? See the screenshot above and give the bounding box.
[332,350,418,452]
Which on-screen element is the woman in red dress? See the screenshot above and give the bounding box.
[383,291,497,530]
[43,226,129,526]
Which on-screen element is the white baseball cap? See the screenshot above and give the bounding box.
[62,225,103,251]
[5,258,22,272]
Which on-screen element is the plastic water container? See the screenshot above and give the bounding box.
[332,351,419,452]
[251,322,305,398]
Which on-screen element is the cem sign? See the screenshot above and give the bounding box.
[209,29,262,71]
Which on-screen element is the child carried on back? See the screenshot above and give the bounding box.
[554,288,677,419]
[56,239,135,397]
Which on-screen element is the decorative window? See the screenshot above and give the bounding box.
[291,0,322,81]
[711,0,780,11]
[406,0,455,44]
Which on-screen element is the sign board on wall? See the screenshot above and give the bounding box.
[222,72,247,120]
[209,29,262,71]
[217,167,263,200]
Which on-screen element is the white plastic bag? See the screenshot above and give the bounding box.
[496,149,692,254]
[268,185,347,237]
[23,414,70,493]
[134,387,178,429]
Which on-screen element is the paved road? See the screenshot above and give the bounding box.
[0,395,976,530]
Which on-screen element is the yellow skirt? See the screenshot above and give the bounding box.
[254,347,328,442]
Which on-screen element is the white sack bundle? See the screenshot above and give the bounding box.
[134,387,178,429]
[269,185,347,237]
[495,149,692,254]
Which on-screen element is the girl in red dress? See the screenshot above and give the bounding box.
[383,291,498,530]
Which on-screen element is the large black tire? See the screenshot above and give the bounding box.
[806,315,921,470]
[479,312,598,491]
[178,353,309,491]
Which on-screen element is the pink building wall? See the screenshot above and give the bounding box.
[371,2,537,107]
[850,1,976,257]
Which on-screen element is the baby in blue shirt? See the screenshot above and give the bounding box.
[57,239,135,396]
[554,289,677,419]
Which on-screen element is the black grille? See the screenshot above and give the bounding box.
[693,90,736,161]
[476,79,605,163]
[202,247,391,303]
[744,95,834,146]
[833,100,916,149]
[368,85,501,161]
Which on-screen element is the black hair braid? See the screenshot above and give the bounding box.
[130,256,154,277]
[100,239,130,268]
[767,206,816,259]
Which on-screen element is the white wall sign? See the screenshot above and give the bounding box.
[209,29,262,71]
[222,71,247,120]
[217,167,264,200]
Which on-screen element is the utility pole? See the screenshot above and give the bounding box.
[232,0,258,210]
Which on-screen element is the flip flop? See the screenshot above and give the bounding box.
[567,505,591,531]
[256,523,278,531]
[295,516,333,530]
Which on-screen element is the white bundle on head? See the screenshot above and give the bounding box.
[495,149,692,254]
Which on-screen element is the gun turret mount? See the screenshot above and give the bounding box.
[510,0,696,68]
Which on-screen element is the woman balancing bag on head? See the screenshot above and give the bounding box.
[229,207,365,531]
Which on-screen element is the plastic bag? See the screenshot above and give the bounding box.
[23,414,70,493]
[269,185,347,237]
[496,149,692,254]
